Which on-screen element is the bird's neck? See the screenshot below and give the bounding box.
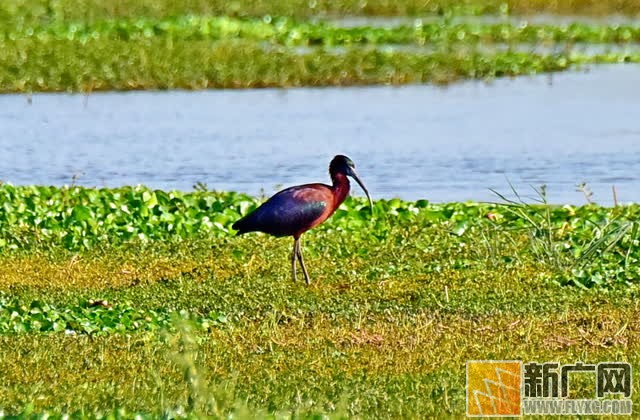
[331,173,350,208]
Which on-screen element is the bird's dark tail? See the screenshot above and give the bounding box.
[232,218,250,235]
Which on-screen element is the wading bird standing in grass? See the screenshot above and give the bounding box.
[232,155,373,285]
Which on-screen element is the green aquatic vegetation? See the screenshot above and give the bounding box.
[5,16,640,46]
[0,242,638,416]
[2,0,640,25]
[0,0,472,26]
[2,14,639,91]
[487,198,640,287]
[0,294,225,334]
[1,308,638,417]
[1,10,639,92]
[0,187,638,415]
[0,184,259,249]
[0,184,638,287]
[3,36,639,93]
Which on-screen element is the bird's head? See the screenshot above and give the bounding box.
[329,155,373,211]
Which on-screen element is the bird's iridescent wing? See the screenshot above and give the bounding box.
[233,184,331,237]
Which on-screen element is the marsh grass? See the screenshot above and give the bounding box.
[1,6,639,91]
[7,17,640,46]
[0,189,639,415]
[0,185,638,288]
[0,273,638,417]
[2,0,640,25]
[4,36,639,93]
[0,186,640,418]
[491,183,640,287]
[491,184,576,273]
[0,228,638,416]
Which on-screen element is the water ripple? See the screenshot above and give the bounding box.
[0,64,639,205]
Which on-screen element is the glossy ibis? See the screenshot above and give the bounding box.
[232,155,372,284]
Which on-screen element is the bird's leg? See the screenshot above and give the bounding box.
[296,237,311,285]
[291,238,298,282]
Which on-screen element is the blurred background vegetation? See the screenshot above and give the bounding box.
[1,0,639,92]
[2,0,640,22]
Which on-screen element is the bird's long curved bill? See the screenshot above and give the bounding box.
[351,171,373,212]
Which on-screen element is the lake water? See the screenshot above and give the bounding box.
[1,64,639,205]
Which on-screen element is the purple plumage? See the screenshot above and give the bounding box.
[232,184,329,238]
[232,155,372,284]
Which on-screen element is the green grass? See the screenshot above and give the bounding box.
[2,0,640,25]
[1,184,639,287]
[0,185,639,416]
[0,225,638,417]
[7,16,640,46]
[3,35,640,92]
[2,4,639,91]
[2,305,638,417]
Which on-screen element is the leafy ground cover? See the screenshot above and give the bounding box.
[0,185,639,416]
[0,184,638,286]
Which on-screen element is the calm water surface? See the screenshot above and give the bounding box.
[1,65,639,204]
